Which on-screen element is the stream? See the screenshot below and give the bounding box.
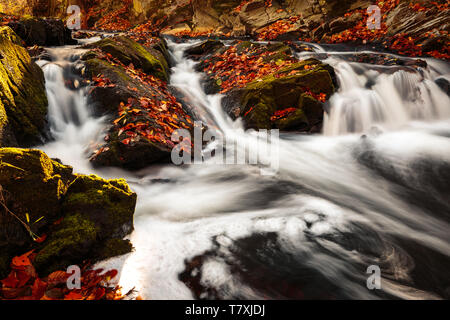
[35,38,450,300]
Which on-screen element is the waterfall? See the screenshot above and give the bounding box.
[317,50,450,135]
[36,47,107,173]
[37,40,450,300]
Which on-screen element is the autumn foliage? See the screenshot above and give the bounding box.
[94,0,132,31]
[88,48,193,158]
[203,44,297,93]
[0,251,126,300]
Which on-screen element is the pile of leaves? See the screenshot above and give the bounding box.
[89,49,193,155]
[257,15,301,40]
[127,18,167,47]
[203,43,297,93]
[0,251,127,300]
[328,0,398,44]
[270,108,297,122]
[94,0,132,31]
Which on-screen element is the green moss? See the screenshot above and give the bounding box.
[62,174,136,239]
[275,109,308,131]
[0,26,48,146]
[84,56,134,83]
[0,148,137,276]
[85,36,169,81]
[34,213,98,274]
[239,59,335,130]
[236,41,254,54]
[0,148,74,222]
[97,238,133,260]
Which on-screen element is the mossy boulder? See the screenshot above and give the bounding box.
[80,36,194,170]
[81,56,145,116]
[223,59,337,132]
[83,36,169,82]
[0,27,48,146]
[7,17,76,47]
[80,36,171,116]
[34,174,136,274]
[79,46,177,170]
[0,148,137,277]
[0,148,74,223]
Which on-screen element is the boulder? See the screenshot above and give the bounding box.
[83,36,169,82]
[0,148,137,277]
[34,174,136,274]
[184,39,225,60]
[223,59,336,132]
[8,17,76,47]
[80,36,194,170]
[0,26,48,147]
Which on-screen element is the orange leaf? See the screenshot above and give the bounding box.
[12,251,34,268]
[31,278,47,299]
[46,271,69,286]
[64,291,84,300]
[1,272,19,288]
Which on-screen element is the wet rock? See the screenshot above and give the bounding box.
[223,59,336,132]
[0,148,136,277]
[83,36,169,81]
[72,31,98,40]
[342,52,428,69]
[184,40,224,60]
[435,77,450,96]
[7,17,76,47]
[35,174,136,274]
[81,36,194,170]
[0,27,48,147]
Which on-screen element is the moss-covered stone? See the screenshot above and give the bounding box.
[225,58,336,131]
[97,238,133,261]
[0,148,74,276]
[62,174,136,240]
[84,36,169,81]
[33,213,98,273]
[0,27,48,146]
[0,148,74,223]
[34,174,136,274]
[0,148,137,276]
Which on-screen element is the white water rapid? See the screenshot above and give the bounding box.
[36,39,450,300]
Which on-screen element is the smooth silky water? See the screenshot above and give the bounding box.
[35,39,450,300]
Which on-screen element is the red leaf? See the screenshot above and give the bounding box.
[1,272,19,288]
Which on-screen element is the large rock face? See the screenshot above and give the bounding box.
[0,148,137,277]
[0,26,48,147]
[127,0,371,37]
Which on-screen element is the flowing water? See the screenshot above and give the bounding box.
[36,39,450,300]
